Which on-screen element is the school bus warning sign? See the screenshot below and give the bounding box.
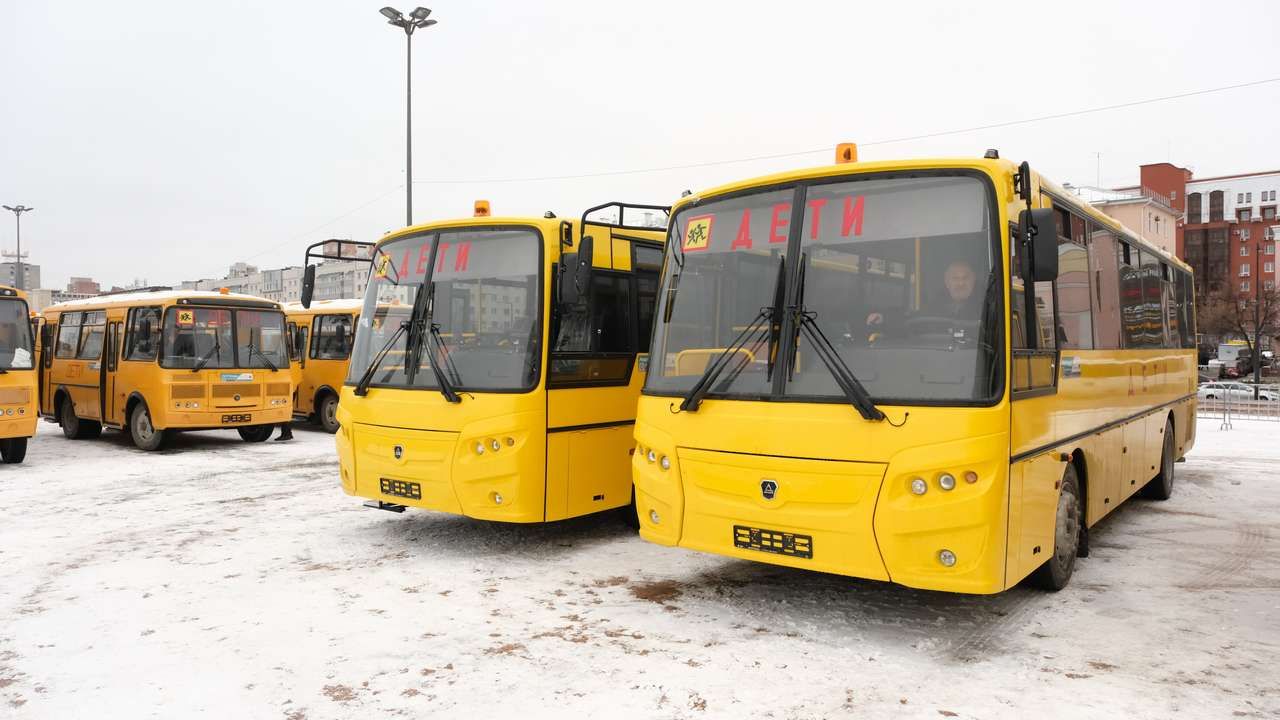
[683,215,714,253]
[177,310,195,327]
[374,253,392,279]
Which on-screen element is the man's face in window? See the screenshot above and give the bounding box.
[945,261,975,302]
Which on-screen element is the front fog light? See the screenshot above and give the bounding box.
[964,471,978,484]
[938,549,957,567]
[938,473,956,491]
[660,455,671,470]
[649,509,660,524]
[909,477,927,495]
[505,437,514,447]
[646,449,657,463]
[490,439,501,452]
[474,442,485,455]
[17,408,24,415]
[492,492,503,505]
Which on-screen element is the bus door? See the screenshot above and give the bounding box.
[546,231,646,520]
[99,318,123,425]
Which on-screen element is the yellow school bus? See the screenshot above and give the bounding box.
[633,147,1196,593]
[283,299,362,433]
[304,201,667,521]
[0,286,38,463]
[38,289,293,451]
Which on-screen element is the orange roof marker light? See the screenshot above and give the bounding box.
[836,143,858,164]
[219,287,230,295]
[474,200,491,217]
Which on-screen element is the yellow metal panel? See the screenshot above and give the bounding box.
[1121,419,1147,501]
[610,237,632,271]
[563,425,634,518]
[1010,452,1066,584]
[545,433,570,521]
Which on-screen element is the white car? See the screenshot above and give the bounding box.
[1198,382,1275,401]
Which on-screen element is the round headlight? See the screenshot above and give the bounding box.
[646,449,657,463]
[938,473,956,491]
[649,509,660,524]
[909,477,927,495]
[938,549,957,567]
[492,492,503,505]
[474,442,485,455]
[490,439,501,452]
[660,455,671,470]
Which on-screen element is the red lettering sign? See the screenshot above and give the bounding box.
[769,203,790,244]
[453,241,470,271]
[806,198,828,239]
[436,243,451,272]
[731,209,754,250]
[416,243,431,275]
[841,195,865,237]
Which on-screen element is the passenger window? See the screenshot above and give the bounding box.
[286,322,298,361]
[56,313,82,359]
[634,244,664,353]
[312,314,354,360]
[77,311,107,360]
[1057,220,1093,349]
[125,307,161,361]
[1087,227,1122,349]
[550,271,635,386]
[1118,242,1145,348]
[1011,218,1057,396]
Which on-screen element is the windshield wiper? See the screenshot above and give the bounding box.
[429,324,463,386]
[423,324,461,404]
[679,257,786,413]
[354,320,409,396]
[245,341,278,372]
[789,253,884,421]
[191,340,222,372]
[405,280,461,403]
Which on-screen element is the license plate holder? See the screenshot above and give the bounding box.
[733,525,812,559]
[221,413,252,424]
[380,478,422,501]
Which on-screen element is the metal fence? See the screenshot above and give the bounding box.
[1196,386,1280,426]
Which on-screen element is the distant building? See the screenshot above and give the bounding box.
[66,277,101,295]
[1073,185,1180,256]
[0,262,40,291]
[183,257,368,303]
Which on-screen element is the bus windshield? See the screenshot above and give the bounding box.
[161,307,289,369]
[646,173,1001,405]
[348,227,541,392]
[0,298,34,370]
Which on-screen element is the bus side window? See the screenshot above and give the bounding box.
[1087,226,1122,349]
[1118,242,1145,348]
[550,270,635,386]
[313,315,353,360]
[286,322,298,361]
[125,307,161,361]
[634,243,664,353]
[77,311,106,360]
[56,312,82,359]
[1010,220,1057,396]
[1057,212,1093,350]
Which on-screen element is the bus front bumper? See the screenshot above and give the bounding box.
[160,404,292,430]
[0,413,38,439]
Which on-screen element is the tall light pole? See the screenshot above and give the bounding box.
[2,205,33,291]
[379,6,437,228]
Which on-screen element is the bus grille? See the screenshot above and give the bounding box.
[265,382,291,397]
[0,387,31,404]
[213,384,261,399]
[170,385,206,400]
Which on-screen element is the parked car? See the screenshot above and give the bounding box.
[1198,381,1276,401]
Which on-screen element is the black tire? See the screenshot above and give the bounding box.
[0,437,28,464]
[60,394,102,440]
[238,425,273,443]
[130,402,166,451]
[1141,418,1175,501]
[1030,463,1082,592]
[317,393,340,434]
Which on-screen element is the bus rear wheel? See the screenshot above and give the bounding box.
[0,437,27,464]
[1030,463,1081,592]
[317,393,340,434]
[61,395,102,440]
[238,425,273,443]
[1142,418,1175,501]
[130,402,166,451]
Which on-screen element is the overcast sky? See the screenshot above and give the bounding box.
[3,0,1278,290]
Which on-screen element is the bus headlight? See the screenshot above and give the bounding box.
[659,455,670,471]
[938,473,956,491]
[909,477,927,495]
[490,439,501,452]
[646,449,657,464]
[649,509,660,524]
[938,549,957,567]
[474,442,485,455]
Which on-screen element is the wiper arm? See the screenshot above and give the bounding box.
[679,307,773,412]
[245,341,278,372]
[354,320,408,396]
[794,310,884,421]
[191,339,222,372]
[423,324,461,404]
[430,324,463,385]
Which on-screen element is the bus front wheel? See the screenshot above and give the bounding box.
[1030,463,1081,592]
[317,393,340,434]
[130,402,166,451]
[1142,418,1175,501]
[0,437,27,464]
[61,395,102,440]
[238,425,273,443]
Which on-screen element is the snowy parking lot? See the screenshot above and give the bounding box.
[1,417,1278,719]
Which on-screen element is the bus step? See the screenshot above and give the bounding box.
[363,500,406,513]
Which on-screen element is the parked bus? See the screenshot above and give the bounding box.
[632,146,1197,593]
[302,201,667,522]
[38,289,293,451]
[284,299,362,433]
[0,286,37,463]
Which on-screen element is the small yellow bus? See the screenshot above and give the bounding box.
[302,201,668,522]
[633,147,1197,593]
[283,298,361,433]
[0,286,37,463]
[38,289,294,451]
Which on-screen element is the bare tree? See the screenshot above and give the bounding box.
[1199,287,1280,389]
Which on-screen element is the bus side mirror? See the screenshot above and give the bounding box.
[301,265,316,308]
[1020,208,1059,282]
[558,235,594,306]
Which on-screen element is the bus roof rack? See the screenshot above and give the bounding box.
[581,201,671,232]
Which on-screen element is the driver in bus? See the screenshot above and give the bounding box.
[865,259,982,332]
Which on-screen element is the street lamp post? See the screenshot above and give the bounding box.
[2,205,33,291]
[1255,237,1263,396]
[379,6,437,228]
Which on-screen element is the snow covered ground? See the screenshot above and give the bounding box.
[1,417,1277,719]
